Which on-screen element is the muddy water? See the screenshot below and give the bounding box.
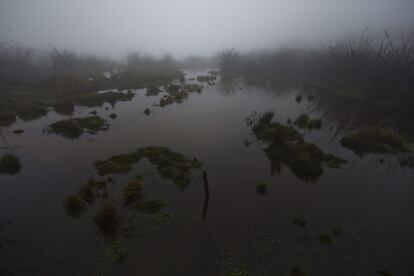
[0,70,413,275]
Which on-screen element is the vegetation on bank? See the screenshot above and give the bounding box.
[218,32,414,135]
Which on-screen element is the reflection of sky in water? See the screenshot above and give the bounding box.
[0,70,413,275]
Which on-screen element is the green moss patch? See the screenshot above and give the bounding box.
[340,127,413,155]
[0,154,21,175]
[48,116,109,139]
[248,112,346,181]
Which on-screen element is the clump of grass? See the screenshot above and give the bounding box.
[340,127,413,155]
[135,200,164,214]
[256,182,267,195]
[289,266,308,276]
[94,202,121,237]
[295,94,303,103]
[292,216,307,227]
[123,176,144,206]
[143,108,151,115]
[249,112,345,181]
[166,83,182,93]
[109,113,117,120]
[63,194,86,218]
[293,114,322,130]
[0,154,21,175]
[13,129,24,134]
[159,90,189,107]
[48,116,109,139]
[318,233,332,246]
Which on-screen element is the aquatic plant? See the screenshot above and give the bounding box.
[340,127,413,155]
[95,146,202,189]
[184,84,202,93]
[16,104,48,121]
[256,182,267,195]
[109,113,117,119]
[148,212,172,225]
[123,176,144,206]
[135,200,164,214]
[48,116,109,139]
[78,185,95,204]
[94,202,121,237]
[63,194,86,218]
[0,154,21,175]
[295,94,303,103]
[249,112,345,181]
[13,129,24,134]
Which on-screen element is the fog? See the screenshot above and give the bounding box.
[1,0,413,58]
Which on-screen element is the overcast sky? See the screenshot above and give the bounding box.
[1,0,413,58]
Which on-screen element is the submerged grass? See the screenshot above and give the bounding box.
[340,127,413,155]
[0,154,21,175]
[249,112,346,181]
[48,116,109,139]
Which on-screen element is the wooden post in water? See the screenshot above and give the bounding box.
[202,170,209,220]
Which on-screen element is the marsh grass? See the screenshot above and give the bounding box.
[48,116,109,139]
[122,176,144,206]
[340,127,413,155]
[249,112,345,181]
[95,146,202,189]
[63,194,87,218]
[0,154,21,175]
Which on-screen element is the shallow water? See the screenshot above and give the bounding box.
[1,70,413,275]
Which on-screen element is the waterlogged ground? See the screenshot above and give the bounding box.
[1,70,414,276]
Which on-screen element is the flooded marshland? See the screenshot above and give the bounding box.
[1,70,413,275]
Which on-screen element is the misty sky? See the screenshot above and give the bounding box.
[1,0,413,58]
